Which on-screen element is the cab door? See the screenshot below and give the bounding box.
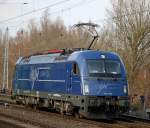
[67,62,81,95]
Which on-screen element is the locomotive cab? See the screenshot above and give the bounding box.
[68,50,129,118]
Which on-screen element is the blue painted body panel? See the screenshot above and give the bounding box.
[68,50,127,96]
[84,78,127,96]
[12,50,128,97]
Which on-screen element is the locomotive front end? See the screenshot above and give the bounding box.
[77,51,129,119]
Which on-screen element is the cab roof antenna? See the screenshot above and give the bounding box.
[73,22,99,49]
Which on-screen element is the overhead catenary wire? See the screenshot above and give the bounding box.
[0,0,95,25]
[1,0,149,35]
[0,0,96,33]
[31,0,96,26]
[0,0,71,24]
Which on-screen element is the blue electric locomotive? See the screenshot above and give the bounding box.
[12,49,129,119]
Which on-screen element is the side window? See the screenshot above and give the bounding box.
[72,63,80,76]
[38,68,51,80]
[18,69,30,79]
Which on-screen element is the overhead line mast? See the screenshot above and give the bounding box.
[2,27,9,92]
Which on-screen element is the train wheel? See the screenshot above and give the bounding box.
[60,110,65,117]
[60,103,65,117]
[24,97,30,107]
[74,112,80,119]
[74,109,81,119]
[32,104,38,111]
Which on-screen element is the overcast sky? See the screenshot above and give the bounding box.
[0,0,111,36]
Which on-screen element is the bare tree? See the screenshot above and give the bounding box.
[110,0,150,94]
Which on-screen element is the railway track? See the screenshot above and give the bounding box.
[75,114,150,128]
[0,95,150,128]
[0,103,100,128]
[0,115,42,128]
[119,114,150,123]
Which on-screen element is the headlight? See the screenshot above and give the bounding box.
[123,86,127,94]
[84,84,89,94]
